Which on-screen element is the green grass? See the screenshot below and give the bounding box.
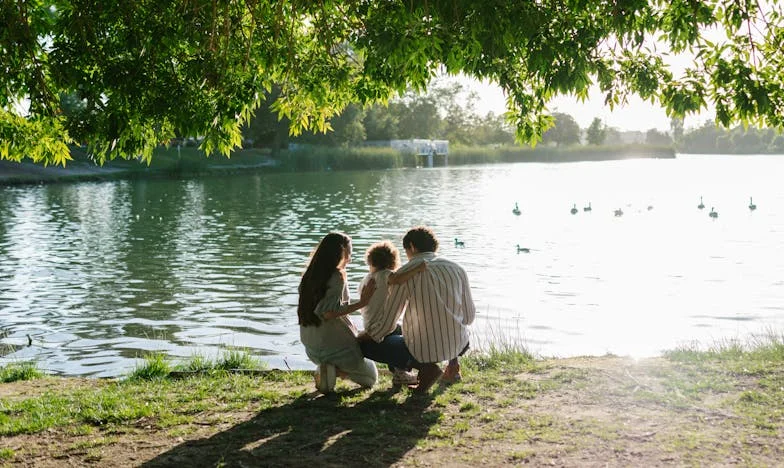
[0,370,313,437]
[127,353,172,381]
[463,321,539,373]
[2,338,783,466]
[661,332,784,437]
[128,349,268,381]
[176,353,215,373]
[213,348,266,371]
[280,145,405,171]
[0,347,543,439]
[0,361,43,383]
[663,331,784,370]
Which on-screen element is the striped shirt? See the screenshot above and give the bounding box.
[365,252,476,363]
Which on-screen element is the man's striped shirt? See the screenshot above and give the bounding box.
[365,252,475,363]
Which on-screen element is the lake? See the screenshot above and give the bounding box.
[1,154,783,377]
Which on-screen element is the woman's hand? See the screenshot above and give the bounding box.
[360,278,377,304]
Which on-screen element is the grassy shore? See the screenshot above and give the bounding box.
[0,146,283,186]
[1,335,782,467]
[0,143,675,186]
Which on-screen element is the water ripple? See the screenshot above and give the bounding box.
[3,158,784,375]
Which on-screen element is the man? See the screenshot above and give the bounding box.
[359,226,476,393]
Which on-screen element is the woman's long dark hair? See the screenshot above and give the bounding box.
[298,232,351,327]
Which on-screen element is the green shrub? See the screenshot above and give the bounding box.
[215,349,266,371]
[0,362,43,383]
[279,146,404,171]
[127,353,171,381]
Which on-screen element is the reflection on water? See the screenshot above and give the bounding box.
[2,155,784,376]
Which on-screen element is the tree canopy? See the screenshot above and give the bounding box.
[286,81,516,147]
[586,117,607,145]
[541,112,581,146]
[3,1,784,165]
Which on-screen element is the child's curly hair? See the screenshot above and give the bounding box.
[365,240,401,271]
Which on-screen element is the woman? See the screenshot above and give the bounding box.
[298,232,378,393]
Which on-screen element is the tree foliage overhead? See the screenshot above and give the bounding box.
[3,0,784,165]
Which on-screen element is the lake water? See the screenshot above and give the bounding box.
[1,154,783,377]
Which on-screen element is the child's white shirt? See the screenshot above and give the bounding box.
[357,269,392,330]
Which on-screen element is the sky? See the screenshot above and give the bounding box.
[453,25,732,134]
[466,79,687,133]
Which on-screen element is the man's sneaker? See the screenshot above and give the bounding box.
[391,369,418,386]
[314,363,336,394]
[441,362,462,384]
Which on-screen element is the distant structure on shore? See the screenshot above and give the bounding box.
[364,139,449,167]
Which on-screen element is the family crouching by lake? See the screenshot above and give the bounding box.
[298,226,476,394]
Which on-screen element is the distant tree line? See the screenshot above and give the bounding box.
[242,82,516,153]
[676,120,784,154]
[241,82,784,155]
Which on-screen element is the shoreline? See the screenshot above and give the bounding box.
[0,144,676,186]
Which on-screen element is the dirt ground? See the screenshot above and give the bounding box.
[1,356,781,467]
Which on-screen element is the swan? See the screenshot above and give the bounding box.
[570,204,578,215]
[749,197,757,211]
[698,196,705,210]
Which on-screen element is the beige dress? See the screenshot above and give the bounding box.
[299,271,377,387]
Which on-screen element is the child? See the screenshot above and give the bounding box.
[325,240,425,386]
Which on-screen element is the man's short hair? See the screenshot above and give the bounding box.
[403,226,439,253]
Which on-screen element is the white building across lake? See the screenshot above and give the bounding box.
[364,139,449,167]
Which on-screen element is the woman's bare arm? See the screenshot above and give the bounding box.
[323,279,377,320]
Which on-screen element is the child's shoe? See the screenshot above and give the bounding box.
[391,368,418,386]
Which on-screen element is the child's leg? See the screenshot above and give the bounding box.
[380,326,417,385]
[386,324,405,373]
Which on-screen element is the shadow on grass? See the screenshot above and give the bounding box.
[142,387,443,467]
